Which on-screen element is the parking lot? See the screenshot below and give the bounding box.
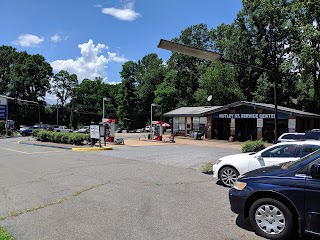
[0,135,266,239]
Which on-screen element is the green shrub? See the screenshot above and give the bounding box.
[241,139,267,153]
[69,133,84,145]
[1,129,12,136]
[34,130,89,145]
[0,120,5,132]
[0,225,13,240]
[32,129,44,138]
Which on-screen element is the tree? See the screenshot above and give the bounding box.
[52,70,78,106]
[154,71,177,116]
[135,53,166,125]
[166,24,214,107]
[0,46,17,95]
[195,62,245,105]
[288,0,320,111]
[116,61,139,129]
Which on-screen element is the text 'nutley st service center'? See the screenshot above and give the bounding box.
[163,101,320,142]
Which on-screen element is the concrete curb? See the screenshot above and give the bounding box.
[18,140,113,151]
[18,140,72,150]
[72,146,113,151]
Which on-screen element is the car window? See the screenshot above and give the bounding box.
[261,144,298,158]
[282,134,296,140]
[303,131,320,140]
[285,150,320,169]
[299,144,320,158]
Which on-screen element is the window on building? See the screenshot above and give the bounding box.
[173,117,186,134]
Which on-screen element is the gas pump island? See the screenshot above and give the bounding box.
[90,118,123,147]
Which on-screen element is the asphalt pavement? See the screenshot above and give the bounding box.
[0,135,265,240]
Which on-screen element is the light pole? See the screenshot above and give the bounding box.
[151,103,156,138]
[102,97,111,121]
[158,39,278,143]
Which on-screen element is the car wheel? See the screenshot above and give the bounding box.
[218,166,239,187]
[21,132,26,137]
[249,198,294,240]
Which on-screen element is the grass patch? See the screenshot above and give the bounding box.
[0,226,13,240]
[201,163,213,174]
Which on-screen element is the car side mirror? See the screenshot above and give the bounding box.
[310,164,320,179]
[256,155,263,161]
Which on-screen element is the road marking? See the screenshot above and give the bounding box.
[0,147,64,154]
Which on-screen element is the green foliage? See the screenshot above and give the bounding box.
[52,70,78,106]
[0,225,13,240]
[0,129,12,136]
[35,130,89,145]
[241,140,267,153]
[1,0,320,126]
[201,163,213,174]
[0,120,5,132]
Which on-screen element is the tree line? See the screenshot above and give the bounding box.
[0,0,319,130]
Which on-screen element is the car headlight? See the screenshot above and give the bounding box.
[233,181,247,190]
[215,159,222,165]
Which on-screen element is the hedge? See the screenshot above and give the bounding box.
[34,130,90,145]
[241,139,267,153]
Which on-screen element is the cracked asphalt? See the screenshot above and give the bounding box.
[0,135,265,240]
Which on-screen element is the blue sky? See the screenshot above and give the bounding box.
[1,0,242,99]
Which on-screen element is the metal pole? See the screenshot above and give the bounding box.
[103,98,105,120]
[56,100,59,125]
[151,104,153,139]
[38,104,41,125]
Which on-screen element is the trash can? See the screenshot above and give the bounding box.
[148,134,151,140]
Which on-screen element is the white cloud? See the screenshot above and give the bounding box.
[13,34,44,47]
[101,1,141,21]
[50,39,128,82]
[51,33,68,43]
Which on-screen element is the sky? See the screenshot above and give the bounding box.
[1,0,243,103]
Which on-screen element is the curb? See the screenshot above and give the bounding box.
[18,140,113,151]
[18,140,72,150]
[72,146,113,151]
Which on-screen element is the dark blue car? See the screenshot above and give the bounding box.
[229,150,320,239]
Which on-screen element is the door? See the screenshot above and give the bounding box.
[305,160,320,234]
[248,144,299,172]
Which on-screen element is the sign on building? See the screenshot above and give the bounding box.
[0,96,8,119]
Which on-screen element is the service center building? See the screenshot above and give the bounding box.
[164,101,320,142]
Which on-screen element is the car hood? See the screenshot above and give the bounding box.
[219,152,256,161]
[239,163,289,179]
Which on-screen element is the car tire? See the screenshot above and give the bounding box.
[249,198,294,240]
[218,166,239,187]
[21,132,26,137]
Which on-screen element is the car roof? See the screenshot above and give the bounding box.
[279,132,305,136]
[275,140,320,145]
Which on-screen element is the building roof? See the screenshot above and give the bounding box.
[163,101,320,118]
[218,101,320,118]
[163,106,223,117]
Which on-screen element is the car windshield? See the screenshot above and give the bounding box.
[282,149,320,169]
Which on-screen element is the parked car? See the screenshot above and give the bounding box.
[53,126,73,133]
[229,149,320,239]
[277,132,305,142]
[20,126,33,136]
[212,140,320,187]
[74,126,90,133]
[302,129,320,140]
[145,126,153,132]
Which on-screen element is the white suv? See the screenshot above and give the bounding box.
[277,132,305,143]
